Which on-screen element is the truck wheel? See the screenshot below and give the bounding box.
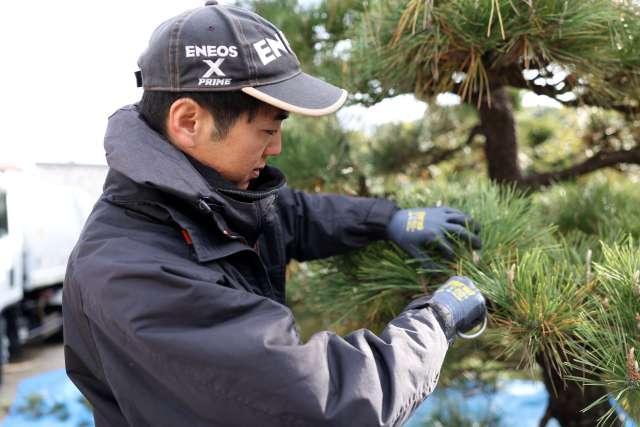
[3,306,22,361]
[46,325,64,344]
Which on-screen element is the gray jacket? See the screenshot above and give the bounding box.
[63,105,449,427]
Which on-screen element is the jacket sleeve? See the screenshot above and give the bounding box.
[70,244,448,427]
[277,186,399,262]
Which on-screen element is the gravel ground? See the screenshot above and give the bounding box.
[0,342,65,420]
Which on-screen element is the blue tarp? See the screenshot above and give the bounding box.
[2,370,637,427]
[406,379,561,427]
[2,370,93,427]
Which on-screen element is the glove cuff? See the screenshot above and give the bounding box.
[367,199,400,241]
[403,295,456,343]
[426,301,456,343]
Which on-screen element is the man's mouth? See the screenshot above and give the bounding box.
[251,165,265,178]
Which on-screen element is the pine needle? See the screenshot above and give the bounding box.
[487,0,507,40]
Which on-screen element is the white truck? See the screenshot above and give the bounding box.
[0,171,92,383]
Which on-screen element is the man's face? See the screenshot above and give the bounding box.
[196,106,288,190]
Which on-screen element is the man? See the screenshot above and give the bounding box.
[63,2,486,426]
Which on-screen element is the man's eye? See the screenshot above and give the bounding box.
[264,130,277,136]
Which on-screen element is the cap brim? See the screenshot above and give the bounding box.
[241,72,347,117]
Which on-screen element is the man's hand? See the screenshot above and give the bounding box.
[429,275,486,334]
[407,276,486,342]
[386,207,481,268]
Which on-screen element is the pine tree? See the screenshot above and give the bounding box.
[340,2,640,423]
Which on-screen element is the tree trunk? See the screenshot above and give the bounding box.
[477,86,523,183]
[536,353,622,427]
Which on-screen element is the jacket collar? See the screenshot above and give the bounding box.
[186,156,285,201]
[103,104,286,251]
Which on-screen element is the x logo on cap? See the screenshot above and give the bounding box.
[202,59,226,77]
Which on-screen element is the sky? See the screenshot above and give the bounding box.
[0,0,557,167]
[1,0,206,166]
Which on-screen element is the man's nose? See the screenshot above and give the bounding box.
[266,133,282,157]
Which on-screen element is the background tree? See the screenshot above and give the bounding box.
[349,0,640,187]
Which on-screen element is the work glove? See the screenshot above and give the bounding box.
[407,276,487,343]
[386,207,481,269]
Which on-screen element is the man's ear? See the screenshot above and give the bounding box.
[166,98,210,150]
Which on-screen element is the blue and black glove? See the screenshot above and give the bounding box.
[386,207,481,269]
[407,276,487,342]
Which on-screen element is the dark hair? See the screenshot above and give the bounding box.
[139,90,267,139]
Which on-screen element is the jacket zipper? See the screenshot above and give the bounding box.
[197,199,247,244]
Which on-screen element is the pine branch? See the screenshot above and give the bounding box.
[422,124,482,166]
[504,68,640,115]
[520,147,640,189]
[563,97,640,117]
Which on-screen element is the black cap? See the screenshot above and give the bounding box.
[136,2,347,116]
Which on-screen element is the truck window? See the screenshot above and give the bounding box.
[0,191,7,235]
